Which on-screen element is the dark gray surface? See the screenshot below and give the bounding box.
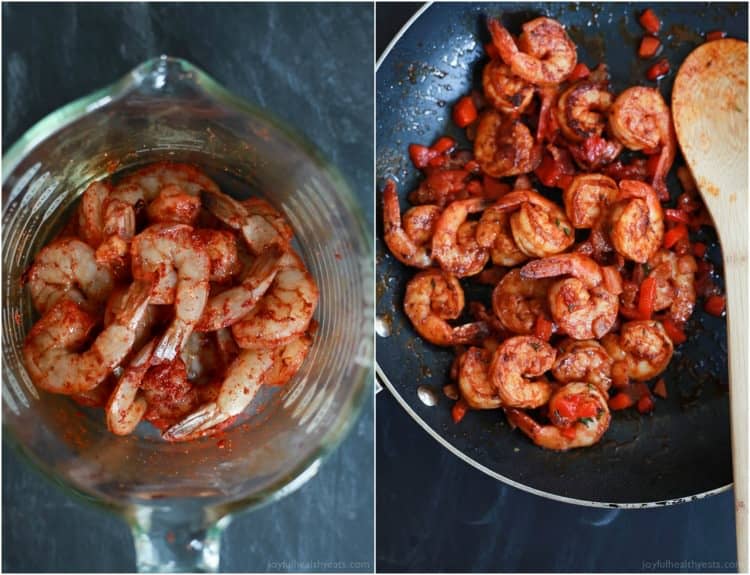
[2,3,373,572]
[376,3,738,572]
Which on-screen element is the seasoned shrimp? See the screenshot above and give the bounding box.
[201,189,292,255]
[22,282,150,395]
[131,224,210,362]
[492,268,552,334]
[193,229,240,283]
[609,87,676,199]
[646,249,697,323]
[458,347,503,409]
[476,206,528,266]
[104,285,161,351]
[78,181,111,247]
[264,330,314,387]
[555,82,614,143]
[505,382,611,451]
[521,253,619,339]
[402,204,441,246]
[231,250,318,349]
[432,198,489,277]
[105,338,156,435]
[25,238,114,315]
[403,269,489,346]
[113,161,220,203]
[563,174,618,229]
[608,180,664,263]
[552,339,613,392]
[602,320,674,382]
[382,179,433,268]
[492,190,575,257]
[482,59,534,116]
[474,110,542,178]
[196,248,282,332]
[488,17,577,86]
[142,358,199,431]
[146,184,202,225]
[489,335,555,408]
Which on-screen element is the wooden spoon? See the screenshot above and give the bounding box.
[672,38,748,571]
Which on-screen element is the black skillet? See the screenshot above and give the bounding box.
[376,2,747,506]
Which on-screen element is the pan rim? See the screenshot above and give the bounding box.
[375,1,734,507]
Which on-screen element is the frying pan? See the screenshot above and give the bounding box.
[376,2,747,507]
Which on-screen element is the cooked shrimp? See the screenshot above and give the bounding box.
[474,110,542,178]
[131,224,210,362]
[193,229,241,283]
[551,339,613,392]
[408,169,471,207]
[521,253,619,339]
[555,82,614,143]
[492,190,575,257]
[609,87,676,199]
[609,180,664,263]
[601,320,674,381]
[489,335,555,408]
[22,282,150,394]
[146,184,202,225]
[432,198,489,277]
[492,268,552,334]
[458,347,503,409]
[403,269,489,346]
[488,17,577,86]
[231,250,318,349]
[505,382,611,451]
[24,238,114,315]
[105,338,156,435]
[195,248,282,332]
[201,189,292,255]
[482,59,534,116]
[563,174,618,229]
[647,249,697,323]
[476,206,528,266]
[382,179,433,268]
[402,204,441,246]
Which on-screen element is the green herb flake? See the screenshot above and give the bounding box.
[578,417,594,426]
[642,263,651,276]
[563,227,571,237]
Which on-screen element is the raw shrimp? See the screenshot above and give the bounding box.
[264,330,314,387]
[489,335,555,408]
[551,339,613,392]
[402,204,441,246]
[609,87,676,199]
[105,338,156,435]
[231,250,318,349]
[476,206,528,266]
[555,82,615,143]
[131,224,210,362]
[505,382,611,451]
[403,269,489,347]
[431,198,490,277]
[492,190,575,257]
[492,268,552,335]
[113,161,220,203]
[382,179,433,268]
[601,320,674,382]
[646,249,698,323]
[78,181,111,247]
[146,184,202,225]
[104,285,161,351]
[488,17,577,86]
[608,180,664,264]
[474,110,542,178]
[201,189,292,255]
[22,282,150,395]
[482,59,534,116]
[193,229,241,283]
[195,248,282,332]
[563,174,618,229]
[24,238,114,315]
[458,347,503,409]
[521,253,619,340]
[142,358,199,431]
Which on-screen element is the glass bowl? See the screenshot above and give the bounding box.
[2,56,373,572]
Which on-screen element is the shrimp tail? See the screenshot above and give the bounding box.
[200,188,246,229]
[118,281,152,330]
[153,319,192,363]
[162,401,224,441]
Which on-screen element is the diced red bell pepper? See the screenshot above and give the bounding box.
[569,62,591,81]
[706,30,727,42]
[464,160,481,173]
[704,295,726,317]
[645,153,661,179]
[639,36,662,59]
[409,144,437,169]
[534,316,553,342]
[662,318,687,344]
[638,276,658,320]
[639,8,661,34]
[646,59,670,81]
[653,378,668,399]
[432,136,456,154]
[665,209,691,224]
[609,392,635,411]
[692,242,707,258]
[637,394,655,414]
[427,155,446,168]
[663,224,689,249]
[452,399,469,423]
[453,96,478,128]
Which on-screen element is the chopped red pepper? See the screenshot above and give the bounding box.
[704,295,726,317]
[609,392,635,411]
[706,30,727,42]
[453,96,478,128]
[464,160,481,173]
[638,276,658,320]
[639,9,661,34]
[662,318,687,344]
[638,36,662,59]
[645,153,661,179]
[653,378,668,399]
[646,58,670,81]
[432,136,456,154]
[483,175,510,199]
[408,144,437,169]
[427,155,446,168]
[663,224,689,249]
[534,316,553,342]
[569,62,591,81]
[637,394,655,414]
[692,242,707,258]
[665,209,691,224]
[452,399,469,423]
